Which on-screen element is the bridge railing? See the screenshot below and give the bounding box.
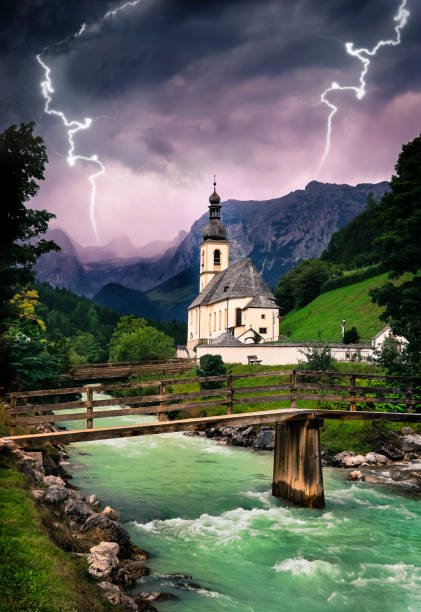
[4,369,421,433]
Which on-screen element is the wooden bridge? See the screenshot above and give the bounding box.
[4,369,421,509]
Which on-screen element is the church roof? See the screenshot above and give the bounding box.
[210,332,244,346]
[189,258,277,308]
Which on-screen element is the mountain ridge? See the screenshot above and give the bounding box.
[36,180,390,298]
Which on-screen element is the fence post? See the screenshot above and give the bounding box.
[349,375,356,411]
[291,370,297,410]
[86,387,94,429]
[227,375,234,415]
[10,394,17,436]
[406,381,413,414]
[159,381,167,422]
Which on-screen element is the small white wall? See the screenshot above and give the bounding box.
[196,343,374,365]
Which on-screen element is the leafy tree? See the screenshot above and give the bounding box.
[108,315,174,362]
[196,354,226,390]
[0,122,59,388]
[343,326,360,345]
[370,134,421,373]
[321,192,382,269]
[72,332,105,364]
[274,259,331,314]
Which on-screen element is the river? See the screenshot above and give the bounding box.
[63,393,421,612]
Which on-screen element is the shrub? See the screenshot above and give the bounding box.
[343,326,360,344]
[197,354,226,389]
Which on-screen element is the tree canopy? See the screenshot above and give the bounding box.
[0,122,60,389]
[370,133,421,374]
[108,316,175,362]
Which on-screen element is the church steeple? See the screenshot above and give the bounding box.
[199,177,230,292]
[203,176,227,241]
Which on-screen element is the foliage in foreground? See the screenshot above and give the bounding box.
[0,122,59,390]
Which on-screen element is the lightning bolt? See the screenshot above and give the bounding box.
[36,1,141,243]
[317,0,410,174]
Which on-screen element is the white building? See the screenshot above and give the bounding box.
[187,181,280,350]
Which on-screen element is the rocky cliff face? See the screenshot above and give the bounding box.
[169,180,390,288]
[36,180,389,296]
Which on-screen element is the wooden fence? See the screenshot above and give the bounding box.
[5,369,421,434]
[70,358,196,381]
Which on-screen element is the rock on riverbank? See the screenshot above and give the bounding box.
[0,436,176,611]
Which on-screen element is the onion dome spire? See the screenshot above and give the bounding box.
[203,175,227,241]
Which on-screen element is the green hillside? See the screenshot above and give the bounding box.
[278,273,389,342]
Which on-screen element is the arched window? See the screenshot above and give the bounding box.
[235,308,242,327]
[214,249,221,267]
[201,250,205,269]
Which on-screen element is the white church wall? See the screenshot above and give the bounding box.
[242,307,279,341]
[197,343,374,365]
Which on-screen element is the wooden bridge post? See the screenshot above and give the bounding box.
[86,388,94,429]
[406,382,413,414]
[227,375,234,414]
[349,375,356,411]
[158,381,167,422]
[272,417,325,509]
[10,395,17,436]
[290,370,297,410]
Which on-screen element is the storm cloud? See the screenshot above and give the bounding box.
[1,0,420,245]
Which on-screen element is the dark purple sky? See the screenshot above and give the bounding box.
[1,0,420,246]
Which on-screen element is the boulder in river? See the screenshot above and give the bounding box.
[332,451,365,468]
[44,484,69,504]
[102,505,120,520]
[44,475,66,487]
[63,498,94,524]
[82,513,130,552]
[113,559,150,587]
[98,581,138,609]
[365,452,389,466]
[401,434,421,453]
[348,470,365,481]
[87,541,120,578]
[378,442,404,460]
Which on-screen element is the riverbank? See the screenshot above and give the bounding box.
[0,435,186,611]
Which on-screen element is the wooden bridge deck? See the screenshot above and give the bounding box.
[6,407,421,447]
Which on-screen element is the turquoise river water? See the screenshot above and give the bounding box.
[63,395,421,612]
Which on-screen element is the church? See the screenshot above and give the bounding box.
[187,181,280,350]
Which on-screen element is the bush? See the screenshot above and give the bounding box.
[298,345,337,372]
[197,354,226,389]
[343,326,360,344]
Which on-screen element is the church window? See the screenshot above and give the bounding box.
[235,308,242,327]
[195,310,198,333]
[214,249,221,267]
[213,312,216,331]
[261,314,266,319]
[259,327,267,334]
[219,310,221,329]
[201,250,204,269]
[209,313,211,331]
[224,308,228,327]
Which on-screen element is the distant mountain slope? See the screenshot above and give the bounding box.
[94,267,197,322]
[278,273,389,341]
[169,180,390,288]
[37,180,389,297]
